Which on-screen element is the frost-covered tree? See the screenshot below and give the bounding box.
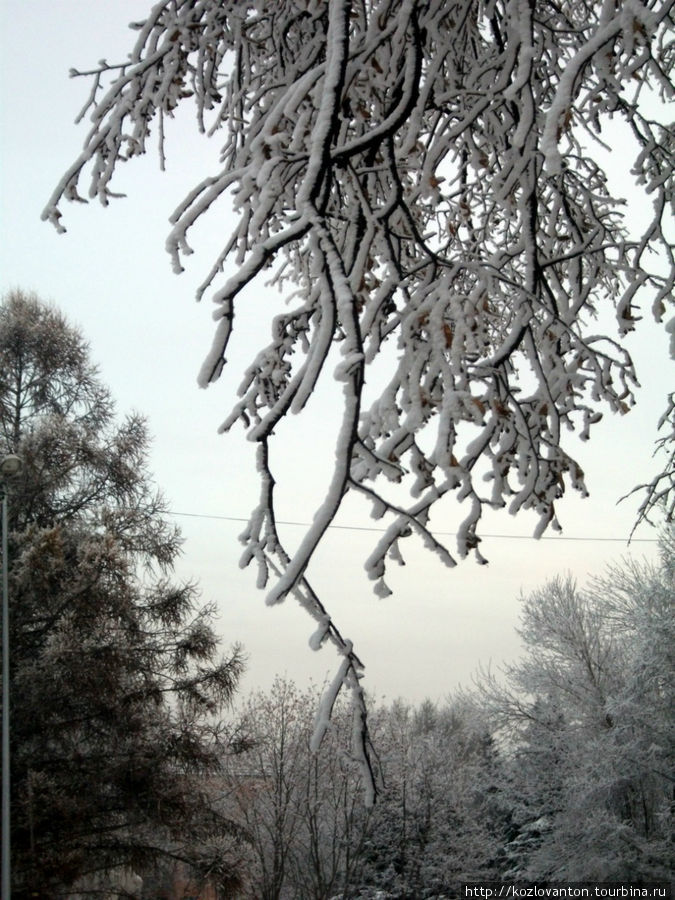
[477,538,674,881]
[1,291,245,898]
[222,677,372,900]
[221,682,507,898]
[45,0,674,794]
[356,698,506,896]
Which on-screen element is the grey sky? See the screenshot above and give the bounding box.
[0,0,668,703]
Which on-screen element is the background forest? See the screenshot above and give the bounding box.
[215,537,673,899]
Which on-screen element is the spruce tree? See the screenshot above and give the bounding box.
[1,290,245,898]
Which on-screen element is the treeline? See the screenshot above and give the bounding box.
[219,538,673,898]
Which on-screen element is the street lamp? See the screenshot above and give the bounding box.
[1,453,22,900]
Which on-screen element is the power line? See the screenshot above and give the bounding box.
[167,510,658,543]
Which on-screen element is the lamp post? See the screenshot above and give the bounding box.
[1,453,22,900]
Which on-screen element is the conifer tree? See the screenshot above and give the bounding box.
[1,290,245,898]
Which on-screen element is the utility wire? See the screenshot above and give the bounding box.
[167,510,658,542]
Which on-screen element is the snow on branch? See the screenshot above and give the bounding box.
[46,0,674,795]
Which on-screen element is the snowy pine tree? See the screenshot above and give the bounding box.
[1,291,245,897]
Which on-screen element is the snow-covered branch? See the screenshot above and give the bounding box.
[47,0,674,791]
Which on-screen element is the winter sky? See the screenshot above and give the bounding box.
[0,1,670,703]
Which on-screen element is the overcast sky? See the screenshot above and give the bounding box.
[0,1,669,704]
